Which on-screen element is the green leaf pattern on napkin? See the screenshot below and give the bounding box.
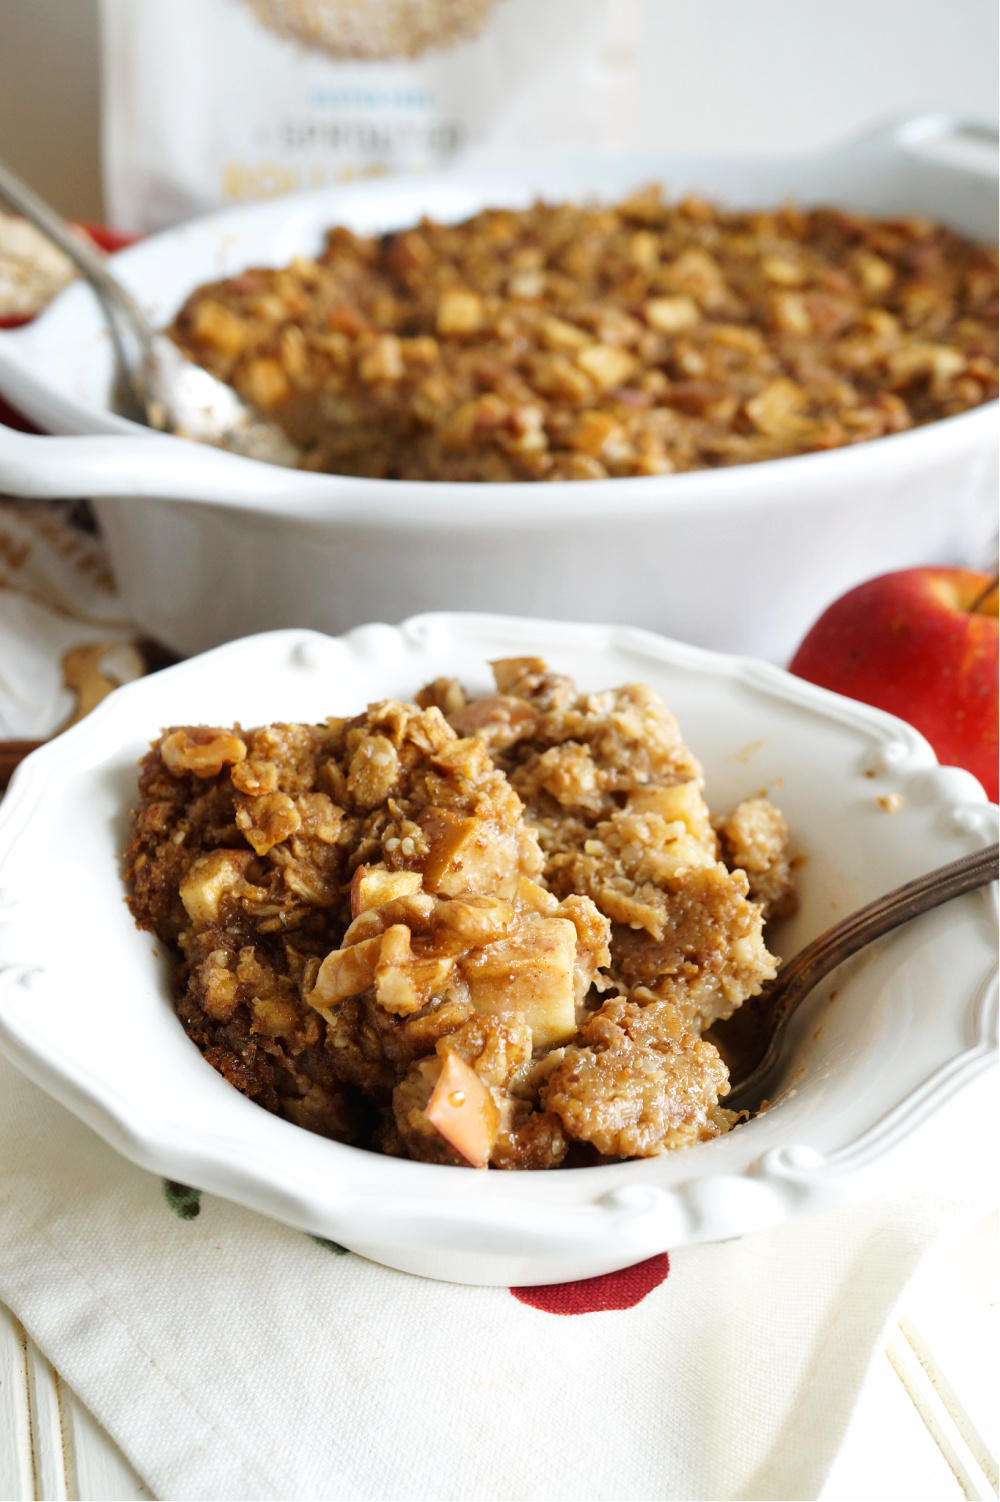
[308,1235,348,1255]
[161,1178,348,1254]
[162,1180,202,1220]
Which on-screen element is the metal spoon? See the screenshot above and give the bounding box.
[715,842,999,1110]
[0,157,300,467]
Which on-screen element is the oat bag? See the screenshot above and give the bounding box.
[101,0,640,233]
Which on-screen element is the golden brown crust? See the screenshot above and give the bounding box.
[717,797,797,919]
[169,193,997,482]
[124,664,794,1167]
[538,996,734,1158]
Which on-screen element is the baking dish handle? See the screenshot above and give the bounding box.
[0,420,293,505]
[857,111,998,164]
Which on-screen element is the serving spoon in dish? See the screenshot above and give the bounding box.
[0,157,300,467]
[716,841,999,1110]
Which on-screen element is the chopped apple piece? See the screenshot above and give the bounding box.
[179,849,255,930]
[490,656,548,693]
[447,693,537,750]
[628,781,714,847]
[460,916,578,1048]
[420,806,524,896]
[350,864,423,918]
[425,1051,499,1168]
[499,874,560,915]
[419,808,480,893]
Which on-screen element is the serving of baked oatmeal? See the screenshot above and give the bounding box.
[168,189,998,481]
[125,660,795,1168]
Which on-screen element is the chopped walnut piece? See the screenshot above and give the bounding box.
[745,378,815,438]
[351,865,422,916]
[431,894,516,946]
[415,676,467,718]
[373,924,457,1017]
[235,791,302,855]
[576,343,637,390]
[230,756,279,796]
[203,956,240,1023]
[310,932,384,1010]
[161,727,247,779]
[346,733,400,810]
[491,656,554,694]
[179,849,256,929]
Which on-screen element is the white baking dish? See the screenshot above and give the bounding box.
[0,615,995,1285]
[0,113,996,661]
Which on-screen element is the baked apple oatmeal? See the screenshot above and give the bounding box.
[125,660,795,1168]
[168,189,998,481]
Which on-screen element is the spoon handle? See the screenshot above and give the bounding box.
[726,841,999,1106]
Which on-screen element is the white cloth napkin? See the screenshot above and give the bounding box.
[0,1047,993,1502]
[0,498,140,738]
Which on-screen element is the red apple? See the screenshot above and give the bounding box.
[788,568,998,802]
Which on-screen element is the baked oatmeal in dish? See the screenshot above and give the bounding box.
[168,188,998,481]
[125,660,795,1168]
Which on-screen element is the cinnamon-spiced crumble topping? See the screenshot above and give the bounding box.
[125,661,796,1167]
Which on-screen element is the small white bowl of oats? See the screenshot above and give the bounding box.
[0,614,994,1285]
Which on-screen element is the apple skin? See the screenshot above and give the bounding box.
[788,568,998,803]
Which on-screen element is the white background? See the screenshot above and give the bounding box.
[0,0,996,221]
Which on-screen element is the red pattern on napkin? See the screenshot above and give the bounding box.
[511,1252,669,1314]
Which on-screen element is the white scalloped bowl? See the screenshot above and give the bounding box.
[0,615,995,1285]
